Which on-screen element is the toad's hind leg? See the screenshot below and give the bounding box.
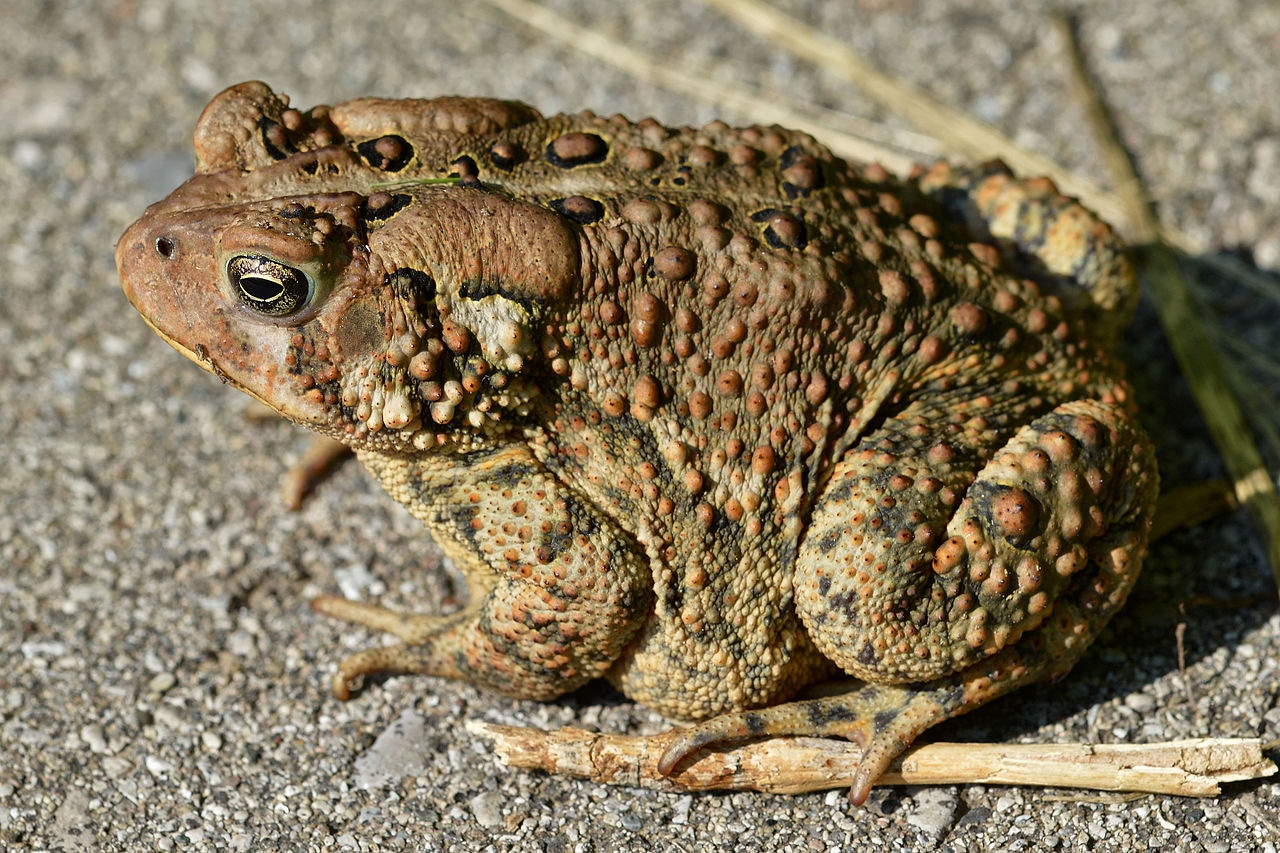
[659,398,1157,803]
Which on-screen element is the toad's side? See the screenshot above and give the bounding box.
[117,82,1157,803]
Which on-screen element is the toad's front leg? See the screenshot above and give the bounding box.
[312,443,653,702]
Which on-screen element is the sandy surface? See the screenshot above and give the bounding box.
[2,1,1279,850]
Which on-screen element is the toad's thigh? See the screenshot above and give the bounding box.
[794,398,1157,684]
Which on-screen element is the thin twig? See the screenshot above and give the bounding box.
[282,435,351,510]
[1053,12,1280,587]
[470,722,1276,797]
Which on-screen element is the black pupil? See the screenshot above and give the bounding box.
[239,275,284,302]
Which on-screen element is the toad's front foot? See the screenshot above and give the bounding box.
[311,594,467,700]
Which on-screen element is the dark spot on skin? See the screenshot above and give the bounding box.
[301,161,319,176]
[363,193,412,222]
[805,701,860,727]
[489,140,526,171]
[752,208,808,250]
[815,527,842,553]
[259,117,290,160]
[856,643,879,667]
[827,591,859,624]
[778,146,806,170]
[549,196,605,225]
[661,582,684,618]
[385,268,436,301]
[447,502,486,545]
[545,132,608,168]
[356,135,414,171]
[817,576,831,597]
[780,145,826,198]
[745,713,766,735]
[873,709,899,734]
[458,279,541,311]
[486,458,531,490]
[781,183,806,200]
[453,155,481,186]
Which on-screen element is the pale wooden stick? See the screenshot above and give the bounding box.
[468,721,1276,798]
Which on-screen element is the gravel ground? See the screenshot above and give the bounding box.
[3,1,1279,850]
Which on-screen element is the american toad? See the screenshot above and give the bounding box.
[117,82,1158,803]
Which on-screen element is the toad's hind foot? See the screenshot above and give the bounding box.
[657,681,950,805]
[658,631,1081,806]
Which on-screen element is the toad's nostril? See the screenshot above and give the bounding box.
[155,236,176,258]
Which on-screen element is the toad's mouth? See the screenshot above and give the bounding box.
[132,309,281,413]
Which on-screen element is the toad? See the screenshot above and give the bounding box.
[117,82,1157,803]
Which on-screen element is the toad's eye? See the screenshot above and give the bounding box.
[227,255,312,317]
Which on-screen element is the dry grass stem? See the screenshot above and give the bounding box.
[480,0,923,172]
[1053,13,1280,587]
[469,722,1276,797]
[698,0,1130,228]
[1151,481,1238,542]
